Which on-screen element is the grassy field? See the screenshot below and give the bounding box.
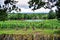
[0,19,60,34]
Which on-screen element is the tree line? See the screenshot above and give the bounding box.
[0,0,60,21]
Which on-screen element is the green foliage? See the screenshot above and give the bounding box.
[56,8,60,20]
[4,0,11,5]
[28,0,45,10]
[8,13,48,20]
[48,10,56,19]
[0,9,8,21]
[28,0,60,20]
[55,0,60,20]
[4,0,20,13]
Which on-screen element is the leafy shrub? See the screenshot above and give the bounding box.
[48,10,56,19]
[0,9,8,21]
[56,9,60,20]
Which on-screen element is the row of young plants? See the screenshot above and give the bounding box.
[0,20,60,29]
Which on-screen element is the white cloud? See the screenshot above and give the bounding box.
[52,6,57,12]
[35,7,50,13]
[11,10,17,13]
[16,0,29,5]
[0,0,4,5]
[15,0,50,13]
[20,8,33,13]
[0,0,56,13]
[16,0,29,8]
[17,7,50,13]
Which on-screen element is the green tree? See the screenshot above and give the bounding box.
[28,0,60,20]
[0,0,20,21]
[28,0,45,11]
[48,10,56,19]
[0,9,7,21]
[55,0,60,20]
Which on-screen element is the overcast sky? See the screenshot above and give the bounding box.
[0,0,57,13]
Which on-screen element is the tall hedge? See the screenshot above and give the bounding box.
[0,9,8,21]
